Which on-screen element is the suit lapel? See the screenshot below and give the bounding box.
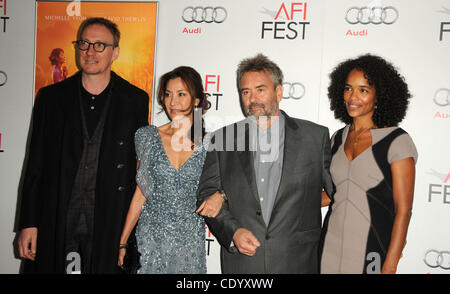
[60,72,84,207]
[237,122,260,204]
[271,112,302,214]
[65,72,83,142]
[100,72,118,149]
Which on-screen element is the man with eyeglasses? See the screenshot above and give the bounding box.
[17,17,149,274]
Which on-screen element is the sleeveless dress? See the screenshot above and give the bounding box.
[134,125,210,274]
[320,126,418,274]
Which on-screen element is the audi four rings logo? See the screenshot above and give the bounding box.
[345,7,399,25]
[283,82,305,100]
[434,88,450,106]
[0,70,7,87]
[182,7,227,23]
[424,250,450,270]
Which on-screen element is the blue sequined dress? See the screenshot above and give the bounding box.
[134,125,209,274]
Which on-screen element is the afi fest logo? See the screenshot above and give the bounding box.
[181,6,227,35]
[433,88,450,119]
[0,0,10,33]
[260,2,310,40]
[344,0,399,38]
[204,74,223,110]
[427,169,450,204]
[205,225,216,256]
[438,6,450,41]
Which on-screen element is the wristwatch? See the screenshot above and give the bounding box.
[219,190,227,202]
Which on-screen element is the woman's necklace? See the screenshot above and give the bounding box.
[352,125,376,148]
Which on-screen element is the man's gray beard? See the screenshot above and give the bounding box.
[246,103,278,122]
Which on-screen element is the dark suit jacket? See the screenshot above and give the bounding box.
[18,71,149,273]
[197,111,333,274]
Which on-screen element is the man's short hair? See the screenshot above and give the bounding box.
[236,53,284,92]
[77,17,121,47]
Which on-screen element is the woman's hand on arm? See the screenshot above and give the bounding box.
[196,191,225,218]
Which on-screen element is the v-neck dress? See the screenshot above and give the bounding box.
[320,125,417,274]
[134,125,210,274]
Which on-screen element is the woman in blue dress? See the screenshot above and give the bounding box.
[118,66,224,273]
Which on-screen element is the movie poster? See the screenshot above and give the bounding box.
[34,1,158,122]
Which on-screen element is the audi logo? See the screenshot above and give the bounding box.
[345,6,399,25]
[424,249,450,270]
[282,82,305,100]
[182,6,227,23]
[0,70,7,87]
[434,88,450,107]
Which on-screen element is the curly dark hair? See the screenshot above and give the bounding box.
[328,54,411,127]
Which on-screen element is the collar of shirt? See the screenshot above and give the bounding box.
[247,113,285,155]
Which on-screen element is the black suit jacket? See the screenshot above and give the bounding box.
[18,71,149,273]
[197,111,333,273]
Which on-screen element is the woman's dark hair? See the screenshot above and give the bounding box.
[49,48,64,66]
[157,66,211,146]
[328,54,411,127]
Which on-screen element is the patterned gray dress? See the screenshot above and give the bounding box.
[134,125,209,274]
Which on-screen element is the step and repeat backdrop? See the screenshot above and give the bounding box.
[0,0,449,274]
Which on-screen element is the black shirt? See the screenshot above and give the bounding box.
[80,82,112,138]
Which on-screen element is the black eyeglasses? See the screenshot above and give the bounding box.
[72,40,116,52]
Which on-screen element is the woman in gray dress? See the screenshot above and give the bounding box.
[320,54,417,274]
[117,66,224,273]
